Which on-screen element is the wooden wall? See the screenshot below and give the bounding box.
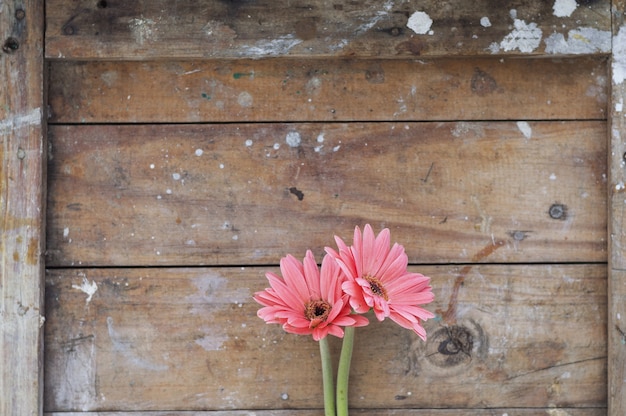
[2,0,624,414]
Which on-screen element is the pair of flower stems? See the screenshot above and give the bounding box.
[319,326,356,416]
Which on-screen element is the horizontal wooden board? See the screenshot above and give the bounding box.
[44,410,607,416]
[47,57,608,124]
[46,122,607,267]
[44,264,607,411]
[44,0,611,59]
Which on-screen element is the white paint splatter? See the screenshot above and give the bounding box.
[616,99,624,112]
[72,277,98,303]
[286,131,302,147]
[128,17,157,45]
[544,27,610,54]
[498,19,542,53]
[195,333,228,351]
[106,317,169,371]
[356,0,394,34]
[245,139,253,147]
[550,173,557,181]
[407,11,433,35]
[273,143,280,150]
[480,17,491,28]
[172,172,181,180]
[237,91,253,107]
[612,25,626,85]
[516,121,532,139]
[195,148,203,156]
[553,0,577,18]
[0,107,42,134]
[240,36,302,57]
[149,163,155,169]
[63,227,70,238]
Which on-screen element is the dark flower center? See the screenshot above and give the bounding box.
[364,275,388,300]
[305,299,331,325]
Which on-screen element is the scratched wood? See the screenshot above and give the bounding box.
[44,264,607,412]
[608,1,626,414]
[0,1,46,416]
[44,0,611,60]
[47,57,608,124]
[44,410,607,416]
[45,121,607,267]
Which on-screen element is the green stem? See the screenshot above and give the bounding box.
[319,337,336,416]
[336,326,355,416]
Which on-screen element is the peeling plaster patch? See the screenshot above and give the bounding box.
[616,98,624,112]
[544,28,610,54]
[407,11,433,35]
[72,277,98,303]
[516,121,532,139]
[612,25,626,85]
[480,17,491,28]
[241,36,302,57]
[498,19,542,53]
[553,0,577,18]
[195,332,229,351]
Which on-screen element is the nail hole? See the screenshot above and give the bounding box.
[97,0,108,8]
[63,25,75,35]
[15,9,26,20]
[549,203,567,220]
[2,38,19,53]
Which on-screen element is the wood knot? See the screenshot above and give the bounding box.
[426,325,474,368]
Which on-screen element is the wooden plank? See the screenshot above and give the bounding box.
[44,0,611,60]
[47,57,608,124]
[44,265,606,411]
[46,121,607,267]
[0,1,46,416]
[44,410,607,416]
[608,2,626,415]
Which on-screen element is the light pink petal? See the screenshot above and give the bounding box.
[302,250,321,298]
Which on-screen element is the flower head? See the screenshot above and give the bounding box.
[325,224,435,340]
[254,250,369,341]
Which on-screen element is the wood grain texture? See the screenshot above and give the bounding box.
[46,121,607,267]
[44,410,607,416]
[608,2,626,414]
[0,1,46,416]
[44,265,607,412]
[47,57,608,124]
[44,0,611,60]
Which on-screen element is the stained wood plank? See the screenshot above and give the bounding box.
[44,265,606,411]
[0,1,46,416]
[44,0,611,60]
[46,122,607,267]
[608,2,626,415]
[48,57,608,124]
[44,410,607,416]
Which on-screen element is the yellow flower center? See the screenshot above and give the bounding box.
[305,299,331,326]
[364,275,388,300]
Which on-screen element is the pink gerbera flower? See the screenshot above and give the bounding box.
[325,224,435,340]
[254,250,369,341]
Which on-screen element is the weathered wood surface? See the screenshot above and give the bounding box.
[44,410,608,416]
[0,1,46,416]
[608,2,626,415]
[44,265,607,412]
[45,121,607,267]
[47,57,608,124]
[44,0,611,60]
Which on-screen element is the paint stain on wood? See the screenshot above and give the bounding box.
[471,67,499,96]
[437,239,506,325]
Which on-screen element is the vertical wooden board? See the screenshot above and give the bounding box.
[609,2,626,414]
[47,57,609,124]
[46,122,607,267]
[44,0,611,59]
[44,265,606,412]
[0,1,46,416]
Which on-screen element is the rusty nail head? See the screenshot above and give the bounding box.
[2,38,19,53]
[549,203,566,220]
